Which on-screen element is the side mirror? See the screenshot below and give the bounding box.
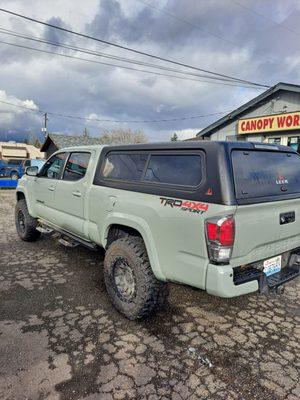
[25,166,38,176]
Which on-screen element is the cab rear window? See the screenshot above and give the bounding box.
[232,150,300,200]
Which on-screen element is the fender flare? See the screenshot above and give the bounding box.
[15,188,37,218]
[102,213,166,281]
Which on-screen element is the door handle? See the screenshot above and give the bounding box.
[109,195,117,207]
[72,191,82,198]
[106,195,117,211]
[48,185,55,191]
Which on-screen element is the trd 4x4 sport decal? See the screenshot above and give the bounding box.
[160,197,209,214]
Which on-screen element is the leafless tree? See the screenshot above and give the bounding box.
[26,132,41,148]
[99,129,148,144]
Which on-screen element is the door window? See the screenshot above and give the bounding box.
[39,153,67,179]
[7,159,23,166]
[63,152,91,181]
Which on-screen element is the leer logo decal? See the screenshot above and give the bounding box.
[276,175,288,185]
[160,197,209,214]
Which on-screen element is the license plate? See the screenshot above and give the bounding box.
[263,255,282,276]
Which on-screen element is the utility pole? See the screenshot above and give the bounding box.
[83,127,89,137]
[42,112,48,136]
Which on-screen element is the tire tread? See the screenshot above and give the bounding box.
[104,236,167,319]
[15,199,40,242]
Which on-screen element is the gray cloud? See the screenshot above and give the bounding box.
[43,16,68,43]
[0,90,41,141]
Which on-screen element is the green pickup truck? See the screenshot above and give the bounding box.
[15,141,300,319]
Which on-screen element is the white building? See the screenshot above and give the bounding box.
[0,141,45,160]
[196,82,300,152]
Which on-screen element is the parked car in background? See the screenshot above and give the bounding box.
[0,159,45,180]
[0,159,23,180]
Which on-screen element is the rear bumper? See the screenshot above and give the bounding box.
[206,262,300,298]
[234,264,300,294]
[206,264,258,298]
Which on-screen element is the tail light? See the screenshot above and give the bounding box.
[205,216,235,263]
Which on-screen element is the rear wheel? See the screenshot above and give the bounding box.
[104,236,168,320]
[15,199,40,241]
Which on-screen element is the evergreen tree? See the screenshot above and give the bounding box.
[171,132,178,141]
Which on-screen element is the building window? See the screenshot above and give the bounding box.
[268,137,281,145]
[226,135,246,141]
[287,137,300,152]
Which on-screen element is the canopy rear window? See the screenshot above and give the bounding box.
[232,150,300,201]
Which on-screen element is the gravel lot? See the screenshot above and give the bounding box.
[0,190,299,400]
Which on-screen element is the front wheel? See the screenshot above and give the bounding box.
[15,199,40,241]
[104,236,168,320]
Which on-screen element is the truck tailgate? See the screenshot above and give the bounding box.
[230,148,300,267]
[231,198,300,266]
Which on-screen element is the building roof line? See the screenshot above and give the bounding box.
[40,133,106,152]
[198,82,300,137]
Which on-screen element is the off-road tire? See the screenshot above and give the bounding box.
[104,236,168,320]
[15,199,40,241]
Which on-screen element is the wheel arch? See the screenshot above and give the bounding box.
[103,216,166,281]
[16,191,25,202]
[106,224,142,248]
[10,169,19,177]
[15,189,37,218]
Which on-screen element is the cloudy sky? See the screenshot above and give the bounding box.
[0,0,300,143]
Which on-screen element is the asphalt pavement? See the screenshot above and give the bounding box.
[0,190,299,400]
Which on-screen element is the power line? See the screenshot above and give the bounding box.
[0,99,44,113]
[231,0,300,39]
[0,98,234,123]
[0,27,250,84]
[0,39,265,89]
[0,7,270,88]
[49,110,233,123]
[137,0,280,66]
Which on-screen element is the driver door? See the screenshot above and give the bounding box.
[54,151,92,237]
[33,152,67,222]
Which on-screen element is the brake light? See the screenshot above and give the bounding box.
[206,222,218,241]
[205,216,235,263]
